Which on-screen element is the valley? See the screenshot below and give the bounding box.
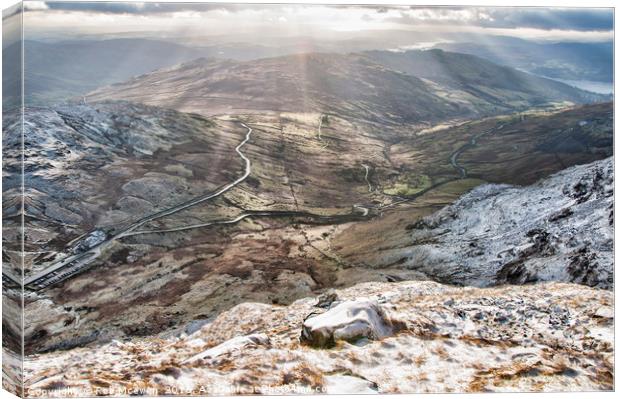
[3,95,612,358]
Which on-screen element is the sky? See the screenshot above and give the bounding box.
[15,1,615,44]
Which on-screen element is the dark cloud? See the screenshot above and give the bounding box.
[42,2,227,14]
[37,2,388,14]
[36,2,384,15]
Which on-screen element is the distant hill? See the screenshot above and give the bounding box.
[87,53,458,124]
[364,49,606,105]
[1,38,343,107]
[5,37,611,111]
[433,37,613,83]
[2,39,212,106]
[86,50,607,124]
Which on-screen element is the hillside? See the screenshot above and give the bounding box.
[364,49,606,105]
[2,101,241,280]
[85,51,606,124]
[12,149,615,392]
[86,53,459,124]
[333,103,613,279]
[2,5,615,396]
[5,36,610,110]
[337,157,613,289]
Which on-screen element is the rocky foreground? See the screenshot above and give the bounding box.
[24,279,613,395]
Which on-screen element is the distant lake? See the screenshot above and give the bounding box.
[550,78,613,95]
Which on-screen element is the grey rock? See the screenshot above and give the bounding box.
[402,157,613,289]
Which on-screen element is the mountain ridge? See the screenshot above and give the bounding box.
[86,49,607,125]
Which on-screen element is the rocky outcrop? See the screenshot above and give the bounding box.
[24,280,613,394]
[300,300,399,347]
[402,157,613,289]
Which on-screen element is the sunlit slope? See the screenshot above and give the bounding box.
[86,51,605,123]
[86,53,453,123]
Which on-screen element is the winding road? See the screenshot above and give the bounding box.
[21,122,254,290]
[449,124,504,178]
[361,163,373,192]
[316,114,328,149]
[377,121,507,209]
[15,120,374,291]
[8,118,505,291]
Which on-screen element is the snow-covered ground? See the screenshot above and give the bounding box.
[23,279,613,395]
[397,157,613,289]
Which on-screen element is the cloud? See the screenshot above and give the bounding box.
[28,3,614,33]
[388,7,613,32]
[44,2,168,14]
[36,2,277,15]
[22,3,613,43]
[24,1,49,11]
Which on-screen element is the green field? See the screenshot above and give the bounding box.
[383,173,432,196]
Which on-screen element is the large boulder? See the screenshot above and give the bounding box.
[301,300,397,347]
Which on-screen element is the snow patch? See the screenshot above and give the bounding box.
[301,300,397,347]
